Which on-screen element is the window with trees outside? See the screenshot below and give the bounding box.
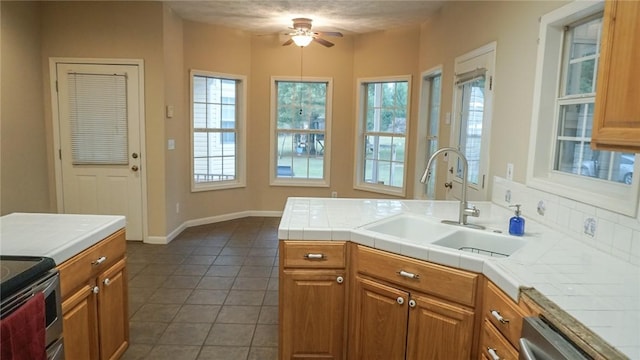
[271,77,331,186]
[191,70,246,191]
[355,77,410,196]
[528,1,639,216]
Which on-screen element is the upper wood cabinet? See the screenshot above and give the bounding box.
[592,0,640,151]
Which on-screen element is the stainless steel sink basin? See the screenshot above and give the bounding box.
[432,230,526,258]
[361,214,455,243]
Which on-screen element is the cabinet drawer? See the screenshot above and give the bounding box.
[354,245,478,307]
[282,241,346,269]
[483,281,527,349]
[480,319,519,360]
[58,229,126,299]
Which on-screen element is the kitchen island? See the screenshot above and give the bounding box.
[1,212,129,360]
[279,198,638,359]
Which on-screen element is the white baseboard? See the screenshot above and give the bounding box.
[143,210,282,245]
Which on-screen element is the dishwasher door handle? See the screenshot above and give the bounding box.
[519,338,535,360]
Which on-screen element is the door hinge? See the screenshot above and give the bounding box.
[482,175,486,188]
[489,76,493,91]
[59,149,62,160]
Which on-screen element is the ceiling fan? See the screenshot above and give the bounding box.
[282,18,343,48]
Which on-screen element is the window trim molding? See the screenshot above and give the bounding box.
[269,76,333,188]
[353,75,412,197]
[526,0,640,217]
[190,69,247,192]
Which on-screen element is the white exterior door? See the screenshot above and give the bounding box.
[54,62,143,240]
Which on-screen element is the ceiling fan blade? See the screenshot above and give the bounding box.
[313,37,334,47]
[282,38,293,46]
[316,31,343,37]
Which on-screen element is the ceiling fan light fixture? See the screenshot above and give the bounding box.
[292,34,313,47]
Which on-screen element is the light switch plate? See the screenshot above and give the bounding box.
[168,139,175,150]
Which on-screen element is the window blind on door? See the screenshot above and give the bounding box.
[68,72,128,165]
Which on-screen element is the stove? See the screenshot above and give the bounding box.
[0,255,56,301]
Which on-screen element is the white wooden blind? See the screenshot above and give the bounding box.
[68,72,128,165]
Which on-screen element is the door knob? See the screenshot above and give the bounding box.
[444,181,453,189]
[132,165,139,172]
[132,152,139,159]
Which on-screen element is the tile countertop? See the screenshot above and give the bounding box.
[0,212,126,265]
[278,197,639,359]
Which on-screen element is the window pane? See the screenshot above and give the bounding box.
[457,77,484,185]
[361,80,408,190]
[557,103,593,138]
[564,16,601,96]
[275,81,328,180]
[553,141,633,184]
[192,73,239,184]
[566,59,596,95]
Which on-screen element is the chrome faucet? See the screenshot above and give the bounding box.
[420,147,484,229]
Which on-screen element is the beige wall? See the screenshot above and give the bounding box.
[353,26,422,198]
[1,2,52,214]
[419,1,567,198]
[163,5,186,233]
[38,1,168,236]
[2,0,576,239]
[182,21,253,221]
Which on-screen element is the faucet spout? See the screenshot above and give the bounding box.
[421,147,482,228]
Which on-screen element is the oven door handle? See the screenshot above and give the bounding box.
[519,338,536,360]
[33,273,59,298]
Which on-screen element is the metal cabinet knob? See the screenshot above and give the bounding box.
[103,278,111,286]
[92,286,100,294]
[336,276,344,284]
[490,310,509,324]
[396,297,404,305]
[92,256,107,266]
[487,348,500,360]
[408,299,416,308]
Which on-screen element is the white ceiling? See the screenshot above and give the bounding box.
[165,1,446,35]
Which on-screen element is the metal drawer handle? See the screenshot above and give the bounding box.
[92,256,107,266]
[487,348,500,360]
[304,253,325,260]
[491,310,509,324]
[398,270,420,279]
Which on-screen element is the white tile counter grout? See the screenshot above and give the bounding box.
[1,212,126,265]
[279,197,640,359]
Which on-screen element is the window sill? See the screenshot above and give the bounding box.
[354,183,406,197]
[191,180,246,192]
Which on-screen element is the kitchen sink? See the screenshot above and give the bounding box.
[432,229,527,258]
[361,213,456,243]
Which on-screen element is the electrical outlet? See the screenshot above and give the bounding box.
[331,191,338,198]
[506,163,514,181]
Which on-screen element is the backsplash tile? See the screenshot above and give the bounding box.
[492,176,640,265]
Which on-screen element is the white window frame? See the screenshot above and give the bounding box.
[190,69,247,192]
[527,0,640,216]
[354,75,411,197]
[414,66,443,200]
[269,76,332,187]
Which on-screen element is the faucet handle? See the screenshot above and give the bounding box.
[464,205,481,217]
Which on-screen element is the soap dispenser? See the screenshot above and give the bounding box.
[509,204,525,236]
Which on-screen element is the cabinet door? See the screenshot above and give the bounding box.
[281,269,346,360]
[349,276,409,360]
[97,258,129,360]
[62,285,99,360]
[406,293,474,360]
[592,0,640,151]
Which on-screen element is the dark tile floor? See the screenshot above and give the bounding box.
[122,217,280,360]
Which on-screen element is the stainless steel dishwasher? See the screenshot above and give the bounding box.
[519,316,590,360]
